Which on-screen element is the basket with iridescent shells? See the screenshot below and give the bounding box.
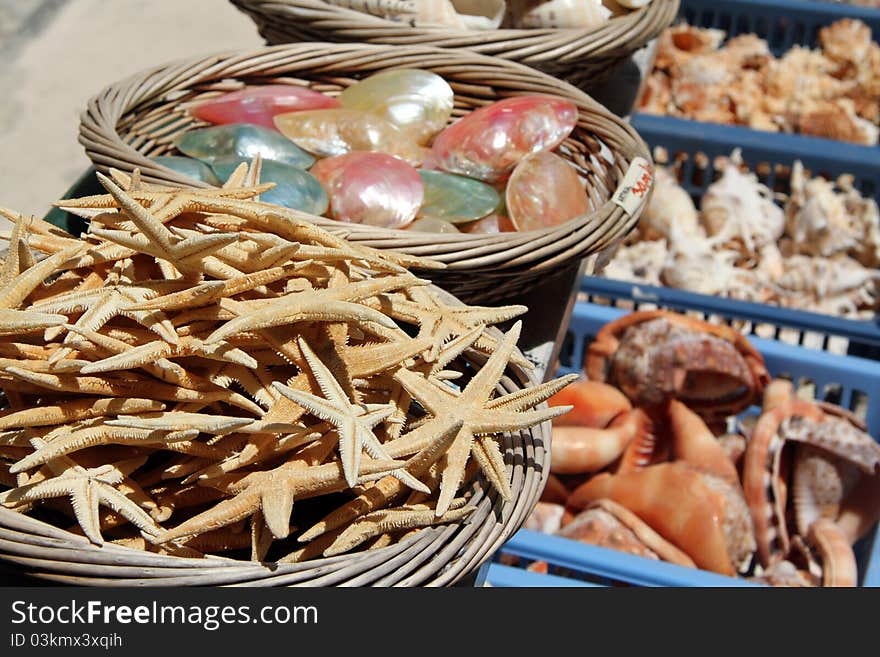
[0,166,579,585]
[76,42,653,304]
[229,0,680,88]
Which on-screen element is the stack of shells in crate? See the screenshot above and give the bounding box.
[524,309,880,586]
[596,11,880,351]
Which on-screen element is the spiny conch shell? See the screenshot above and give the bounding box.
[415,0,467,28]
[700,150,785,257]
[637,166,701,244]
[509,0,612,29]
[451,0,507,29]
[324,0,416,19]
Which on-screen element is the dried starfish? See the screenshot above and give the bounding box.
[203,274,422,345]
[152,457,405,544]
[390,321,569,515]
[373,286,530,367]
[0,445,160,545]
[273,336,426,492]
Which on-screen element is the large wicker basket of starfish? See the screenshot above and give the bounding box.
[0,168,571,586]
[229,0,680,88]
[76,42,652,304]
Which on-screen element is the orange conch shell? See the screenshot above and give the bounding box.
[557,499,696,567]
[667,399,740,486]
[547,379,632,428]
[568,462,756,576]
[550,410,640,474]
[807,518,858,587]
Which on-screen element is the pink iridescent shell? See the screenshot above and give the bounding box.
[506,151,590,231]
[431,95,579,182]
[310,152,424,229]
[191,85,340,130]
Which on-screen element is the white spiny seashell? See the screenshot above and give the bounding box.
[324,0,416,18]
[415,0,468,28]
[451,0,507,29]
[509,0,612,29]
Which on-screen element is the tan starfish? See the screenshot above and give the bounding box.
[0,244,84,310]
[323,498,475,557]
[152,457,405,544]
[124,263,306,312]
[0,308,67,336]
[9,425,200,474]
[273,336,427,492]
[372,285,530,367]
[0,398,165,431]
[389,321,570,515]
[80,335,257,374]
[203,274,421,345]
[0,446,161,545]
[0,367,264,416]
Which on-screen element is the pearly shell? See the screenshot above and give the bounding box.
[461,213,517,233]
[506,151,590,231]
[509,0,612,29]
[310,152,424,228]
[175,124,315,169]
[209,158,329,215]
[150,156,220,185]
[418,170,500,223]
[190,85,340,131]
[406,217,461,233]
[273,109,423,166]
[339,69,454,146]
[431,95,578,182]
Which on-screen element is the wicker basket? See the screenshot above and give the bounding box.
[0,287,548,587]
[230,0,680,88]
[78,42,652,304]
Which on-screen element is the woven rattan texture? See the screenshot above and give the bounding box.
[231,0,679,87]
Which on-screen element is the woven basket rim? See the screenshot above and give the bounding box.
[77,40,652,280]
[230,0,680,65]
[0,287,550,586]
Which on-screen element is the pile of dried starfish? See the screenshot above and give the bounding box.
[0,163,571,564]
[640,19,880,145]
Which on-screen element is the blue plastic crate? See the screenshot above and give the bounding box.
[678,0,880,52]
[601,112,880,354]
[484,301,880,587]
[633,0,880,156]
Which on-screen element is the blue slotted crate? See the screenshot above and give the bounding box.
[679,0,880,54]
[605,102,880,355]
[484,301,880,587]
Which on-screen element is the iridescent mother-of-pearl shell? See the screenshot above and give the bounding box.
[461,213,517,233]
[175,124,315,169]
[190,85,340,131]
[310,152,424,228]
[417,170,499,224]
[339,69,454,146]
[209,158,329,215]
[431,95,579,182]
[406,217,460,233]
[150,156,219,185]
[273,109,423,166]
[506,151,590,231]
